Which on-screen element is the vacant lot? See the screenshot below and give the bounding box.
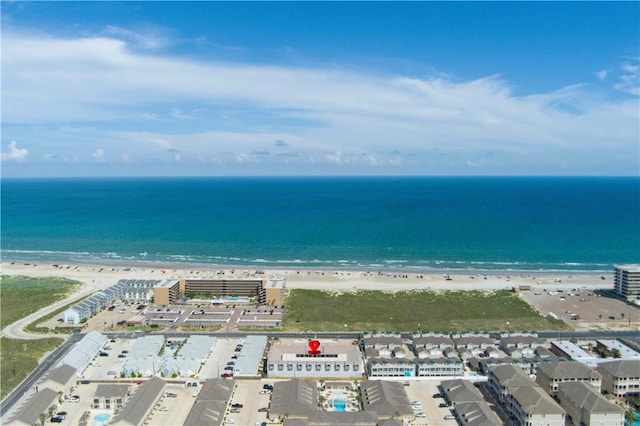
[1,337,64,398]
[0,275,81,399]
[0,275,81,329]
[283,289,570,332]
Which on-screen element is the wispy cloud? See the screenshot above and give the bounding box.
[2,29,638,176]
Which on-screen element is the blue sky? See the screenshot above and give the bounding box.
[2,1,639,177]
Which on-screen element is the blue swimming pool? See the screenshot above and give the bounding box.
[94,413,110,426]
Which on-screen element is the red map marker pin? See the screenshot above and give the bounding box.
[307,339,321,355]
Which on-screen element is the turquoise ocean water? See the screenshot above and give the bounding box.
[1,177,638,271]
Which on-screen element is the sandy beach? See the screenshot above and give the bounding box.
[0,260,612,293]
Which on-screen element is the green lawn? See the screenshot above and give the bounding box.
[0,275,82,329]
[282,289,570,332]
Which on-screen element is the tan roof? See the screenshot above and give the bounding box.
[270,380,318,418]
[489,364,538,388]
[441,379,484,403]
[41,364,77,386]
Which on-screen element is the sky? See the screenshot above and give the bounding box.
[1,1,639,177]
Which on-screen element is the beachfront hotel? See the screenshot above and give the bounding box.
[152,277,285,306]
[613,264,640,303]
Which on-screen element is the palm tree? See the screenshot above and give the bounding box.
[57,391,63,404]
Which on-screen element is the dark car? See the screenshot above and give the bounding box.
[51,416,64,423]
[439,402,451,408]
[56,412,68,417]
[224,366,234,371]
[262,384,273,390]
[118,354,127,358]
[99,352,109,357]
[433,393,444,398]
[220,373,232,378]
[258,407,268,412]
[231,403,243,408]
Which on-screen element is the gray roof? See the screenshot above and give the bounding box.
[510,387,566,415]
[184,401,228,426]
[359,380,414,418]
[184,378,235,425]
[537,360,601,380]
[557,381,624,415]
[110,377,165,426]
[9,388,58,426]
[598,360,640,378]
[454,401,503,426]
[306,410,378,426]
[94,384,131,399]
[270,380,318,418]
[41,364,77,386]
[234,335,267,377]
[489,364,538,388]
[195,379,235,402]
[441,379,484,403]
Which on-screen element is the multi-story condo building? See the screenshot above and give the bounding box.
[598,360,640,398]
[557,381,624,426]
[535,360,602,396]
[613,264,640,303]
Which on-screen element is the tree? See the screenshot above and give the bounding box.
[57,391,63,404]
[621,313,625,320]
[598,314,603,320]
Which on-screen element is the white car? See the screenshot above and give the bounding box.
[415,412,426,418]
[159,406,168,412]
[259,389,271,394]
[226,419,235,424]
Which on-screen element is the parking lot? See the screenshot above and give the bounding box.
[520,288,639,330]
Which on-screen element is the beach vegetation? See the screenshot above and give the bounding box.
[282,289,570,332]
[0,275,82,329]
[0,337,64,399]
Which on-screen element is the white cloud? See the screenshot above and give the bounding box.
[1,141,28,162]
[614,58,640,96]
[1,29,638,175]
[596,69,608,81]
[92,148,105,161]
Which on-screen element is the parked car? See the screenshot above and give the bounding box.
[159,406,168,412]
[231,403,243,408]
[230,408,241,413]
[432,393,444,398]
[99,352,109,356]
[439,402,451,408]
[258,407,268,412]
[444,414,456,420]
[259,389,271,395]
[165,392,178,398]
[50,416,64,423]
[118,354,127,358]
[220,373,232,378]
[415,412,426,418]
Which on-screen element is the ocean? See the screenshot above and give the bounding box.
[1,177,638,272]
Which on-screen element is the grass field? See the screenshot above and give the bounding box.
[0,337,64,399]
[0,275,82,329]
[282,289,570,332]
[0,275,81,399]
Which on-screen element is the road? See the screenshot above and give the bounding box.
[0,333,83,417]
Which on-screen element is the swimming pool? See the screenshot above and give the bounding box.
[330,390,346,412]
[94,413,110,426]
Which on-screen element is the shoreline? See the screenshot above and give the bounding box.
[0,256,613,276]
[1,260,614,293]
